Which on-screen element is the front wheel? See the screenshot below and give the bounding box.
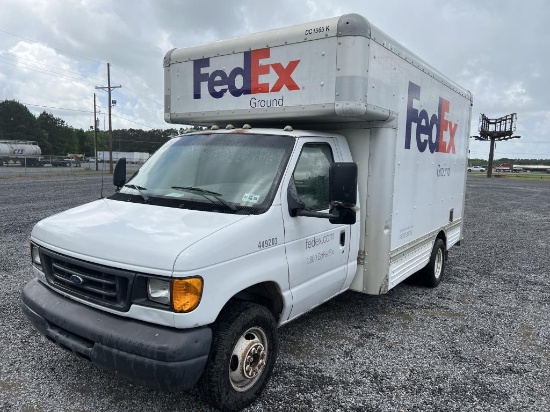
[419,238,446,287]
[199,301,278,412]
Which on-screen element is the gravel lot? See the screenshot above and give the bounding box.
[0,174,548,411]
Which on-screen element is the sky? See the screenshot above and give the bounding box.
[0,0,549,160]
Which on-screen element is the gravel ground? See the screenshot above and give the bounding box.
[0,174,548,411]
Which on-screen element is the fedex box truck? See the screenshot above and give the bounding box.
[22,14,472,411]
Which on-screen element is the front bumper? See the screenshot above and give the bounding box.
[21,278,212,391]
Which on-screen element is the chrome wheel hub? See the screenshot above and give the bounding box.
[434,248,443,279]
[229,327,268,392]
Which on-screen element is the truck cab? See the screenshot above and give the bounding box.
[23,127,359,410]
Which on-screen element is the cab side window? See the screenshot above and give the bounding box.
[292,144,334,211]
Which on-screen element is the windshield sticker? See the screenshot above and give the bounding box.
[242,193,260,203]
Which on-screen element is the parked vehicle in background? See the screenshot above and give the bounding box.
[512,164,550,173]
[96,151,150,164]
[468,166,486,172]
[494,163,520,173]
[51,157,81,167]
[0,140,44,166]
[21,13,473,412]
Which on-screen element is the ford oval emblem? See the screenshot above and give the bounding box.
[69,275,84,285]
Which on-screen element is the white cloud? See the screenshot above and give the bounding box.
[504,82,532,107]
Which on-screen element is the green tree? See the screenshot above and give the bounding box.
[37,111,80,155]
[0,100,42,142]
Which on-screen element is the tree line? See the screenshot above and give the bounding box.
[470,158,550,167]
[0,100,198,156]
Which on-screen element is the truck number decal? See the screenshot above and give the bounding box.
[304,25,330,36]
[258,238,278,249]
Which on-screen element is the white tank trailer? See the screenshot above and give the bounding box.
[0,140,43,166]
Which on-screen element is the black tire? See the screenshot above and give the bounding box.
[419,238,446,288]
[199,301,278,412]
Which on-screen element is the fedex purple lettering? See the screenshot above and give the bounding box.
[405,81,457,154]
[193,48,300,100]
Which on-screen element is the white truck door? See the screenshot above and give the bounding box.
[282,139,350,321]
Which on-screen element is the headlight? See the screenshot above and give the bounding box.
[172,277,203,313]
[30,243,42,267]
[147,278,170,305]
[145,276,203,312]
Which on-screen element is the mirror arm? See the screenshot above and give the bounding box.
[296,210,339,219]
[295,202,359,220]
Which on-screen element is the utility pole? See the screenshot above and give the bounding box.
[96,63,121,173]
[93,93,99,171]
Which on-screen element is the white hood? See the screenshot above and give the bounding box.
[31,199,248,272]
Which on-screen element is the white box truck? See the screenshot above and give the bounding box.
[22,14,472,411]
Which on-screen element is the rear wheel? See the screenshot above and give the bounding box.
[419,238,446,287]
[199,301,278,412]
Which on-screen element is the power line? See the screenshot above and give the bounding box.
[111,89,162,109]
[0,28,103,64]
[0,51,104,83]
[0,56,160,111]
[8,101,94,114]
[0,28,166,114]
[2,100,168,131]
[0,58,98,87]
[117,84,162,105]
[111,113,155,129]
[111,65,163,95]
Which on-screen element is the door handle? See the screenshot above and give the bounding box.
[340,230,346,246]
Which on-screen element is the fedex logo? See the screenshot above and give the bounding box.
[193,48,300,99]
[405,81,458,154]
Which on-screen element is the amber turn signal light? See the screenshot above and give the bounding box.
[172,277,203,313]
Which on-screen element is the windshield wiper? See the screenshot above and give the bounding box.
[124,184,149,202]
[171,186,237,212]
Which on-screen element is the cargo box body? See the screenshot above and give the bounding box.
[164,13,472,294]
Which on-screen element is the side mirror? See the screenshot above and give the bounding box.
[113,158,127,191]
[329,162,358,225]
[287,162,358,225]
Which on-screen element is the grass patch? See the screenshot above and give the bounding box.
[493,172,550,181]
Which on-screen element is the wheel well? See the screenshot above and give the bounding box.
[221,282,284,323]
[436,230,448,259]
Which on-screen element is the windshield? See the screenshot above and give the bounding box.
[111,132,294,214]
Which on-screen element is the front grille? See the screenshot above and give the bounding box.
[40,249,135,311]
